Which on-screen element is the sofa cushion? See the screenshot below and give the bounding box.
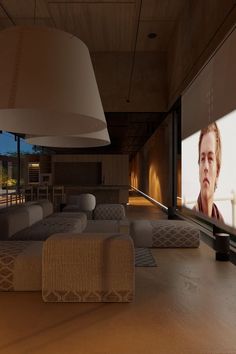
[0,208,29,239]
[36,200,53,218]
[67,194,96,211]
[85,220,121,233]
[50,212,87,232]
[24,200,53,218]
[94,204,126,220]
[26,204,43,226]
[85,219,129,235]
[11,217,83,241]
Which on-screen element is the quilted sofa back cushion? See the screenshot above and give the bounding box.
[0,208,29,239]
[94,204,126,220]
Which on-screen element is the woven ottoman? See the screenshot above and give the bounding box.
[42,233,135,302]
[0,241,42,291]
[130,220,200,248]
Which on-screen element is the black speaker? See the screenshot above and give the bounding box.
[168,206,176,220]
[215,233,230,261]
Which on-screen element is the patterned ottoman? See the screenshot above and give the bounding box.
[130,220,200,248]
[0,241,42,291]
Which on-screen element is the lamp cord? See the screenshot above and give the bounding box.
[34,0,37,25]
[126,0,143,103]
[0,2,15,25]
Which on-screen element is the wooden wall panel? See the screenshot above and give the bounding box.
[130,115,172,207]
[52,154,129,186]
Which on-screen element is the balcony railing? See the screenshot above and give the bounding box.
[0,188,24,208]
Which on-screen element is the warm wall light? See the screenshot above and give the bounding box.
[29,163,39,168]
[25,129,111,148]
[0,26,107,135]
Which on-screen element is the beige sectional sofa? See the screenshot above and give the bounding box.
[0,201,87,241]
[63,195,130,235]
[0,198,200,301]
[0,200,135,302]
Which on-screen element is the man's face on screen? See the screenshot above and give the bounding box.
[199,131,218,202]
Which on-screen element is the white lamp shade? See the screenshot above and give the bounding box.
[0,26,106,135]
[25,129,110,148]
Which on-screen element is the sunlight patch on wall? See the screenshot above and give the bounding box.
[148,164,162,202]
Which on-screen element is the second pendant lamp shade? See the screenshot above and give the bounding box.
[25,129,111,148]
[0,26,106,135]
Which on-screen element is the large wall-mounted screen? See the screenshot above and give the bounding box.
[182,110,236,230]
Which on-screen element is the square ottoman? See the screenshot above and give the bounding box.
[130,220,200,248]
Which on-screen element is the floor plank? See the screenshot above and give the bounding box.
[0,195,236,354]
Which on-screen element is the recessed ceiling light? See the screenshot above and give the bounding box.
[148,32,157,39]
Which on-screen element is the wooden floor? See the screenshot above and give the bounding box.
[0,194,236,354]
[126,190,168,220]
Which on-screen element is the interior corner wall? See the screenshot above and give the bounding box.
[51,154,129,186]
[130,114,172,207]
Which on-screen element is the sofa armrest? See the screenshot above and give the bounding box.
[119,218,130,235]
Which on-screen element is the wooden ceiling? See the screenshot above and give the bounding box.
[0,0,186,155]
[0,0,185,52]
[0,0,185,110]
[3,1,234,158]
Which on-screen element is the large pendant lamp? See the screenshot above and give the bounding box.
[0,26,106,135]
[25,128,111,148]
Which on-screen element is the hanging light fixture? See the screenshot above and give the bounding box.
[0,26,107,136]
[25,128,111,148]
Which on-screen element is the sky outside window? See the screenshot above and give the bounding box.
[0,132,34,155]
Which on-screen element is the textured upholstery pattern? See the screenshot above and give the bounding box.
[0,201,87,241]
[130,220,200,248]
[151,220,200,248]
[42,233,135,302]
[94,204,126,220]
[12,217,83,241]
[85,220,120,233]
[85,219,129,235]
[0,241,42,291]
[52,212,87,231]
